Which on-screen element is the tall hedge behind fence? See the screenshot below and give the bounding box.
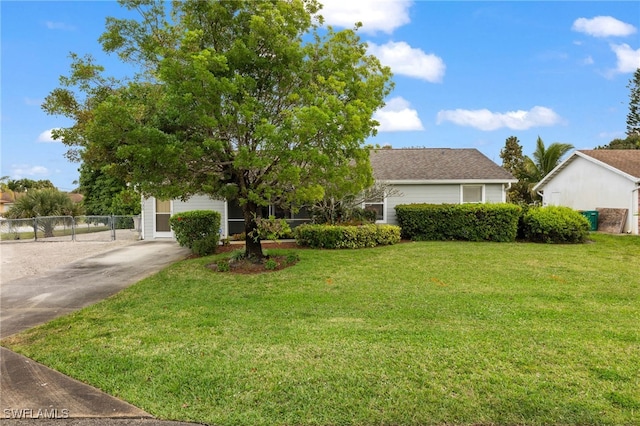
[395,203,522,242]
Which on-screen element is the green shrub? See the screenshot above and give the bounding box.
[285,253,300,265]
[169,210,221,254]
[264,258,278,270]
[216,259,230,272]
[521,206,590,243]
[191,234,220,256]
[294,224,401,249]
[395,203,522,242]
[250,215,292,242]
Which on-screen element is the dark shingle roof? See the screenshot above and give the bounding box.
[369,148,515,181]
[579,150,640,179]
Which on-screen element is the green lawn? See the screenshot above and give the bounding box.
[3,234,640,425]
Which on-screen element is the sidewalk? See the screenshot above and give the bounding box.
[1,241,191,420]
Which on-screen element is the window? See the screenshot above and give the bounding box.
[155,199,171,232]
[461,185,484,204]
[364,196,384,221]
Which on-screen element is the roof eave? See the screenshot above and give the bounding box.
[379,179,518,185]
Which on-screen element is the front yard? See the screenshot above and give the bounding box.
[3,234,639,425]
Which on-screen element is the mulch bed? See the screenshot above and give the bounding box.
[206,241,304,274]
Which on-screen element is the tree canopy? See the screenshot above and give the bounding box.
[500,136,573,204]
[43,0,393,258]
[627,68,640,137]
[1,178,56,193]
[79,163,141,215]
[523,136,574,184]
[596,134,640,150]
[499,136,533,204]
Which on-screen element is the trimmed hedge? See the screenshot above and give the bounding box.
[395,203,522,242]
[169,210,221,255]
[521,206,590,243]
[294,223,401,249]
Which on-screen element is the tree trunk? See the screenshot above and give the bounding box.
[243,201,264,260]
[43,222,55,238]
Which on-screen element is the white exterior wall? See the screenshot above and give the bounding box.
[540,156,638,234]
[141,196,154,240]
[141,195,226,240]
[384,183,507,225]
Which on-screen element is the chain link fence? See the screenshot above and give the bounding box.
[0,215,140,242]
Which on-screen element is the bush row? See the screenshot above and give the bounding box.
[294,223,401,249]
[521,205,590,243]
[169,210,221,256]
[395,203,522,242]
[395,203,590,244]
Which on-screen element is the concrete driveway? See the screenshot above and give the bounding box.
[0,240,191,419]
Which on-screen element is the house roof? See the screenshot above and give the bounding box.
[68,193,84,203]
[534,149,640,191]
[369,148,516,182]
[578,150,640,179]
[0,191,15,204]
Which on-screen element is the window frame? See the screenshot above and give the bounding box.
[363,194,386,223]
[460,184,485,204]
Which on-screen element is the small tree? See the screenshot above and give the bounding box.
[499,136,533,204]
[627,68,640,137]
[521,137,573,200]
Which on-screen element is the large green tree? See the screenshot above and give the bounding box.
[43,0,392,258]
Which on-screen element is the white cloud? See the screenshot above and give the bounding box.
[582,55,594,65]
[24,97,43,106]
[436,106,562,131]
[11,164,50,178]
[572,16,636,38]
[367,41,445,83]
[610,43,640,73]
[374,97,424,132]
[45,21,75,31]
[37,128,61,143]
[317,0,411,34]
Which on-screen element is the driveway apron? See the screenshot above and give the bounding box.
[1,241,190,418]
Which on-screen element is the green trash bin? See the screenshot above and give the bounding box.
[580,210,599,231]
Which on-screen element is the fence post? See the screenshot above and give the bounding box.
[72,216,76,242]
[33,217,38,241]
[111,215,116,241]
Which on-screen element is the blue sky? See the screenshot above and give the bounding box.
[1,1,639,191]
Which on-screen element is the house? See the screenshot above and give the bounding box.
[533,150,640,235]
[140,148,516,240]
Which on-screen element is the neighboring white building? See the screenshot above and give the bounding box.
[533,150,640,235]
[141,148,516,240]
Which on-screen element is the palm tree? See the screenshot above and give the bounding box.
[5,188,84,237]
[522,137,574,199]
